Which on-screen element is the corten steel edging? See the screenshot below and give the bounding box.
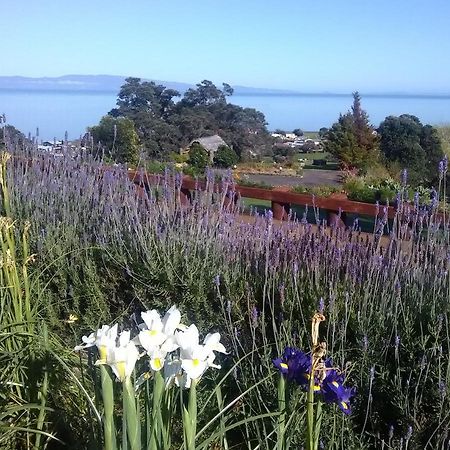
[126,169,399,221]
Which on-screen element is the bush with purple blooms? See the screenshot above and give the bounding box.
[1,136,450,449]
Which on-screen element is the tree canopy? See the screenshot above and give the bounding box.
[324,92,379,172]
[89,115,140,164]
[378,114,444,185]
[93,78,271,162]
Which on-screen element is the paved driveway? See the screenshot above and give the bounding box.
[242,169,342,187]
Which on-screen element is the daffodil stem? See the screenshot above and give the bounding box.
[313,399,323,450]
[182,380,198,450]
[149,371,164,449]
[277,374,286,450]
[123,377,141,450]
[306,373,315,450]
[100,365,117,450]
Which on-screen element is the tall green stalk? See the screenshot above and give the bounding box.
[182,380,198,450]
[123,377,141,450]
[276,375,286,450]
[100,365,117,450]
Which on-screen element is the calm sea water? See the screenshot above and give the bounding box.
[1,89,450,141]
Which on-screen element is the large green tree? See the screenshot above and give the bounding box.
[324,92,379,171]
[92,78,272,163]
[378,114,444,185]
[89,116,140,164]
[109,77,180,157]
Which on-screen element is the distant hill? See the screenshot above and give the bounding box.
[0,74,298,96]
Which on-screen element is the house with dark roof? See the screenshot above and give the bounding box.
[187,135,229,162]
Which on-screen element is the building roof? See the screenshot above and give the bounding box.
[189,135,228,153]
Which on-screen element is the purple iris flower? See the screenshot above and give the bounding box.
[273,347,311,383]
[321,369,356,415]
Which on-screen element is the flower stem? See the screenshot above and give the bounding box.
[100,365,117,450]
[306,373,315,450]
[123,376,141,450]
[277,374,286,450]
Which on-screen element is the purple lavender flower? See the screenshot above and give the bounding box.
[318,297,325,313]
[389,425,394,440]
[250,306,259,327]
[362,335,369,352]
[405,425,413,441]
[401,168,408,185]
[414,191,419,208]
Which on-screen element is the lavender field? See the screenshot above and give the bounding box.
[1,144,450,449]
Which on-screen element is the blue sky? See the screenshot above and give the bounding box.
[3,0,450,93]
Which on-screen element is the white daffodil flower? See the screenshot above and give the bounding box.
[176,323,200,350]
[139,310,166,351]
[74,324,118,362]
[139,306,184,353]
[180,344,210,380]
[103,330,139,382]
[176,325,210,380]
[162,305,183,335]
[148,347,168,372]
[204,332,227,369]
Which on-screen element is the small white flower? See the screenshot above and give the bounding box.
[176,325,222,381]
[203,332,227,369]
[139,306,184,353]
[75,324,118,362]
[162,305,183,335]
[148,347,168,372]
[180,345,210,380]
[103,330,139,382]
[139,310,165,350]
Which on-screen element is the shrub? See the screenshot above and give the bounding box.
[213,145,239,168]
[188,143,209,171]
[292,185,339,197]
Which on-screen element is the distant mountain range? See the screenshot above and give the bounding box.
[1,75,449,98]
[0,74,298,96]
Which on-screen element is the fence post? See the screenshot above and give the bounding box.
[272,201,290,221]
[222,190,238,210]
[327,210,346,228]
[179,187,191,206]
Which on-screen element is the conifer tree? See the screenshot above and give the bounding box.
[325,92,379,171]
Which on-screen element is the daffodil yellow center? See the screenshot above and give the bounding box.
[192,358,200,367]
[147,330,159,336]
[153,358,162,369]
[98,345,108,361]
[280,363,288,369]
[116,361,127,381]
[341,401,349,410]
